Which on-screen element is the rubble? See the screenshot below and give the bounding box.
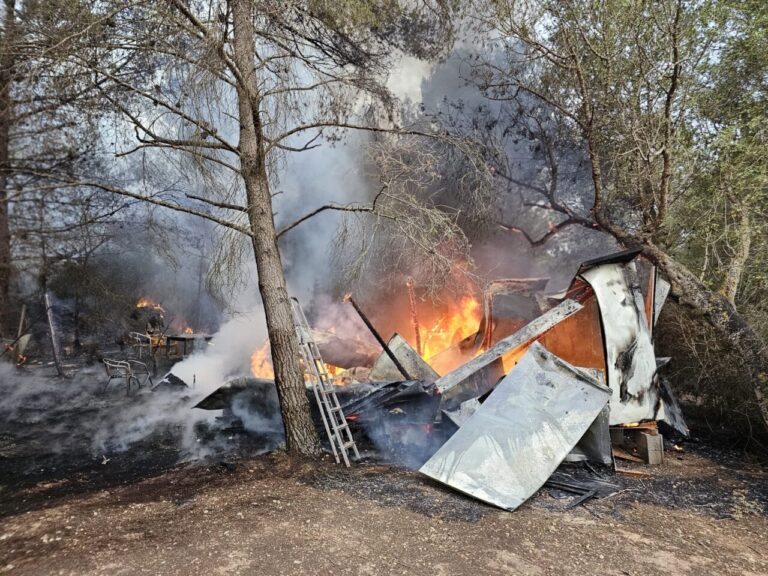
[184,249,690,511]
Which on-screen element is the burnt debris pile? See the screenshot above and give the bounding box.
[191,249,689,511]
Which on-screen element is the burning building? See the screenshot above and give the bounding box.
[192,248,685,511]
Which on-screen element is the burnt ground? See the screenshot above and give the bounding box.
[1,367,767,575]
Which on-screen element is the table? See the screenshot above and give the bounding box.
[164,333,213,357]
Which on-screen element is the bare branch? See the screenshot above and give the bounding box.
[186,193,247,212]
[276,186,386,238]
[14,170,253,237]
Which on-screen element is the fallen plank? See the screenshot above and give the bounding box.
[617,421,658,431]
[616,468,652,479]
[612,446,644,463]
[435,298,582,394]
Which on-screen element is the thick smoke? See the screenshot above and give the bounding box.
[415,45,619,290]
[3,38,621,466]
[170,311,266,390]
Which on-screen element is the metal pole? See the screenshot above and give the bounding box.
[17,303,26,339]
[344,294,413,381]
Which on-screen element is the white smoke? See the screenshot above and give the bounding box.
[169,311,267,393]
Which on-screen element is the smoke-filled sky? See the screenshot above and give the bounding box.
[164,40,619,391]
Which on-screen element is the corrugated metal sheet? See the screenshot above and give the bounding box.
[419,343,611,511]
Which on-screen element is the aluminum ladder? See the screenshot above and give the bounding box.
[290,297,359,467]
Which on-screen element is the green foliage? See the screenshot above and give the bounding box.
[478,0,766,327]
[471,0,768,434]
[668,0,768,334]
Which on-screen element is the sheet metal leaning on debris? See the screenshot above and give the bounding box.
[420,342,612,511]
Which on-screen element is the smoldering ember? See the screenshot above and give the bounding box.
[1,2,767,576]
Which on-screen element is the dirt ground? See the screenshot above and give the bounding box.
[1,445,767,576]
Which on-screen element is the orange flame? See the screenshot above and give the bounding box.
[249,340,342,382]
[250,341,274,379]
[136,297,165,314]
[421,295,482,362]
[184,326,194,334]
[250,291,483,383]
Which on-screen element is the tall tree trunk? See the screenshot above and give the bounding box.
[231,0,321,456]
[721,206,751,307]
[0,0,16,337]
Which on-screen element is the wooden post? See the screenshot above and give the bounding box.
[16,303,26,339]
[406,277,422,356]
[44,291,64,377]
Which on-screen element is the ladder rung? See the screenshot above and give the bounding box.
[334,422,349,431]
[341,440,356,450]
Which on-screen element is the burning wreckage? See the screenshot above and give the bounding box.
[187,249,688,512]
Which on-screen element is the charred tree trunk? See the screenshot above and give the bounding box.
[231,0,321,456]
[0,0,16,337]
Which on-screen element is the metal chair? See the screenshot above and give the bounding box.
[103,359,153,395]
[128,332,152,359]
[127,359,153,389]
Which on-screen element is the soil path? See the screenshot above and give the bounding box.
[1,452,766,576]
